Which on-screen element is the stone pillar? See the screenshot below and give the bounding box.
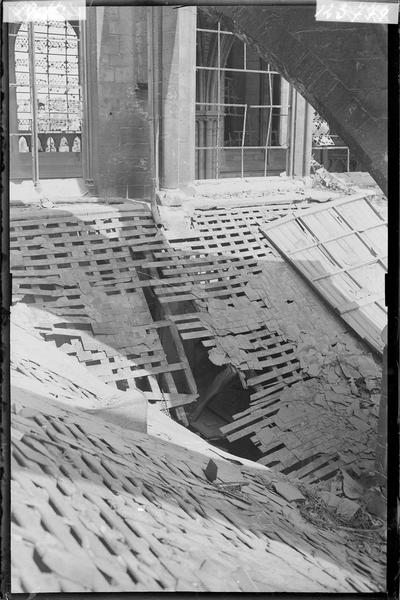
[90,6,153,199]
[288,88,313,177]
[159,7,196,190]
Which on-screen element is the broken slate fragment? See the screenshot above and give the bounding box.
[280,322,301,342]
[204,459,218,482]
[317,491,340,513]
[365,489,386,519]
[341,470,364,500]
[348,415,370,433]
[338,358,361,380]
[272,481,305,503]
[335,497,361,521]
[216,461,244,484]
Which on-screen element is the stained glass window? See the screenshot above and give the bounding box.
[312,110,365,173]
[15,21,82,153]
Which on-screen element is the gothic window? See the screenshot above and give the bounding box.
[15,21,82,153]
[195,11,290,179]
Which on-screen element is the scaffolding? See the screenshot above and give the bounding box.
[195,21,292,179]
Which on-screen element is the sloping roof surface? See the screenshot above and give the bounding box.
[260,194,387,354]
[11,322,385,593]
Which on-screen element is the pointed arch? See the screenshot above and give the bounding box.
[46,137,57,152]
[59,136,70,152]
[18,136,29,152]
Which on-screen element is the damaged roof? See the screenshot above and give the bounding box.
[9,188,386,592]
[159,193,384,481]
[11,321,385,593]
[10,190,385,481]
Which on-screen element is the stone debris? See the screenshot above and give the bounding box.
[336,498,362,522]
[365,489,386,519]
[317,491,340,513]
[310,161,355,194]
[273,482,306,503]
[214,460,244,484]
[306,468,385,531]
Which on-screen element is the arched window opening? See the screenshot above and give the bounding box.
[72,136,81,152]
[46,136,57,152]
[18,136,29,152]
[195,11,290,179]
[59,136,70,152]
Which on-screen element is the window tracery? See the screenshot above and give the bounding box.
[15,21,82,154]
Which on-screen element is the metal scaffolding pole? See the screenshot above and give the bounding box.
[216,21,221,179]
[287,85,296,177]
[27,22,39,186]
[263,67,273,177]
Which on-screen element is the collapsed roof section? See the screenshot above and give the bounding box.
[155,188,385,481]
[10,182,386,486]
[10,202,198,415]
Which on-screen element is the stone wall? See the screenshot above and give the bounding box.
[90,6,196,198]
[89,7,387,197]
[90,6,152,198]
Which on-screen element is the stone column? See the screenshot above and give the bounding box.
[159,7,196,190]
[90,6,153,198]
